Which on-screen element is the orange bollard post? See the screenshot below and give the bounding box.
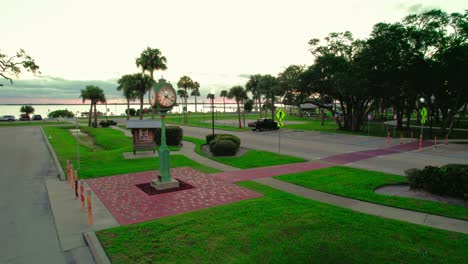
[69,165,74,189]
[66,160,71,185]
[74,170,79,199]
[87,190,93,225]
[80,180,85,211]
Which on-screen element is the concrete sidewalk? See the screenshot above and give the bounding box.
[46,178,119,262]
[255,178,468,234]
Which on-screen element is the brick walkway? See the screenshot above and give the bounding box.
[322,141,433,164]
[86,167,261,225]
[211,162,332,183]
[211,141,434,182]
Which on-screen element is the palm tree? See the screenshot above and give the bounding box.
[228,86,247,128]
[117,74,139,120]
[136,47,167,119]
[220,90,228,113]
[177,76,194,124]
[191,81,200,112]
[246,74,263,118]
[80,85,106,127]
[20,105,35,115]
[177,89,187,114]
[131,73,155,120]
[257,74,279,119]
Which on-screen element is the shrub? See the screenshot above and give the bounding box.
[210,139,238,156]
[126,108,136,116]
[155,126,183,146]
[216,134,240,148]
[406,165,468,199]
[206,134,217,144]
[206,134,240,148]
[48,109,75,118]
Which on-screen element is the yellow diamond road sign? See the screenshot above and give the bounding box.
[275,108,285,122]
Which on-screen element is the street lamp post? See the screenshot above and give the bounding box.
[419,97,425,137]
[429,94,435,139]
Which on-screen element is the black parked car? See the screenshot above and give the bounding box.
[32,115,43,120]
[248,119,279,131]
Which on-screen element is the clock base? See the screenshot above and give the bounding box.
[150,177,180,191]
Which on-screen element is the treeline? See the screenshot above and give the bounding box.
[249,9,467,135]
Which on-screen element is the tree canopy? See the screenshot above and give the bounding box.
[0,49,40,86]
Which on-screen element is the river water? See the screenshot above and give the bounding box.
[0,103,239,118]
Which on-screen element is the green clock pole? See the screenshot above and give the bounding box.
[159,110,171,182]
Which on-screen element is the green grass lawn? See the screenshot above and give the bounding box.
[97,181,467,264]
[275,166,468,220]
[183,136,306,169]
[0,121,71,127]
[43,126,219,178]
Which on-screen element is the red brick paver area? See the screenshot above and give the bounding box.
[211,162,332,183]
[86,167,262,225]
[322,141,433,164]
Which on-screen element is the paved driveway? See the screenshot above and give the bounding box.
[0,126,66,264]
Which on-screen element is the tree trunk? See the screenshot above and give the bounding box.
[94,103,98,128]
[139,94,144,120]
[88,103,93,127]
[194,96,198,113]
[258,97,262,118]
[126,99,130,120]
[184,88,188,125]
[223,97,226,113]
[150,72,155,120]
[271,96,275,120]
[236,101,242,128]
[321,108,325,126]
[242,102,246,128]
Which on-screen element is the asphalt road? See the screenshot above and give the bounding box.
[177,125,468,175]
[0,126,66,264]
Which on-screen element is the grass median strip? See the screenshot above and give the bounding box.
[43,126,219,178]
[183,136,306,169]
[97,181,467,264]
[275,166,468,220]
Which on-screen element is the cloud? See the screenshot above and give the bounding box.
[0,76,120,102]
[395,2,437,14]
[238,74,251,79]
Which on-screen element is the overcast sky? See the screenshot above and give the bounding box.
[1,0,466,103]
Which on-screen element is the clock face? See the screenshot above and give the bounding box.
[157,86,176,108]
[149,87,157,107]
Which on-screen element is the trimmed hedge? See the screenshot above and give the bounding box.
[210,140,238,156]
[405,164,468,199]
[207,133,241,156]
[155,126,183,146]
[99,120,117,127]
[206,134,241,147]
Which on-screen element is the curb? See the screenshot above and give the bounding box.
[41,127,66,181]
[83,232,111,264]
